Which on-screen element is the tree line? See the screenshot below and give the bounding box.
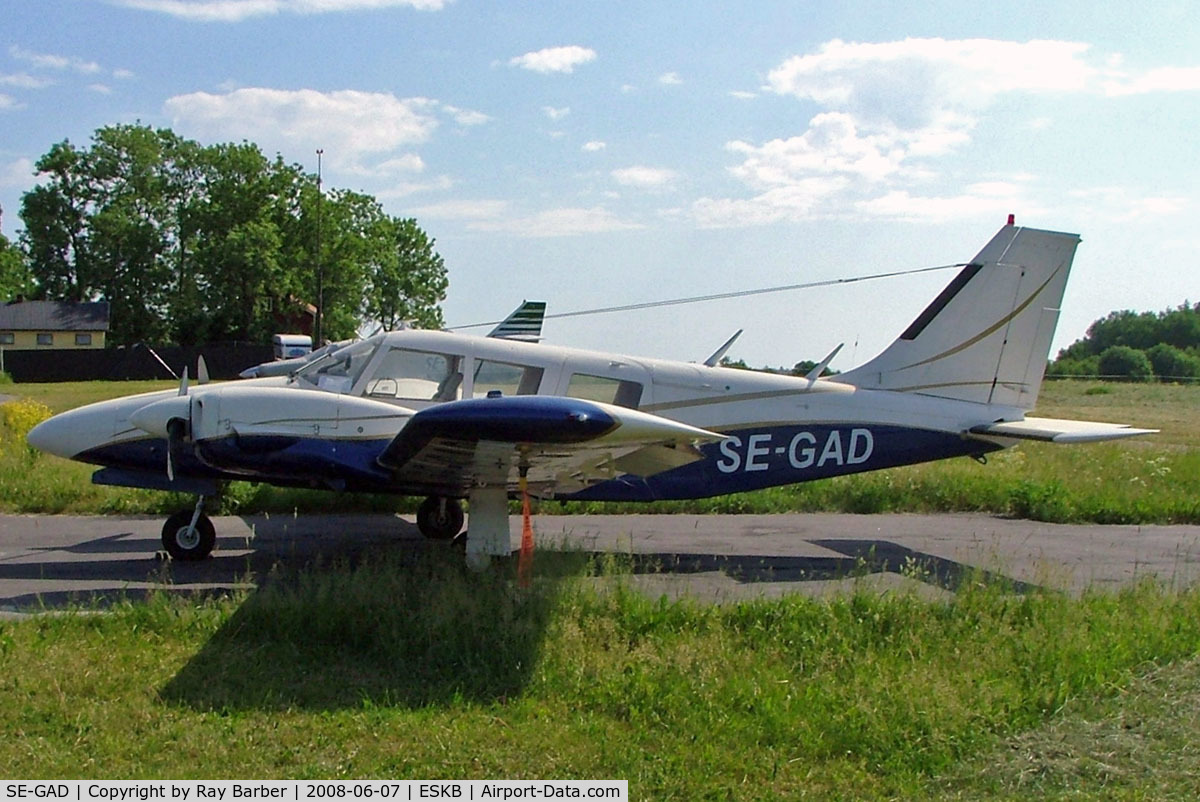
[0,124,447,346]
[1048,303,1200,381]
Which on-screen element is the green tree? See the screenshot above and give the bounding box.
[366,217,448,332]
[20,125,189,343]
[1097,345,1153,382]
[1146,343,1200,382]
[19,124,448,345]
[1045,354,1098,379]
[177,144,294,344]
[0,206,33,300]
[1056,303,1200,362]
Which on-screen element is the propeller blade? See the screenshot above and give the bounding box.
[165,416,189,483]
[197,356,210,385]
[178,367,190,397]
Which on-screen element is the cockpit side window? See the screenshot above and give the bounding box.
[294,339,379,394]
[565,373,643,409]
[472,359,545,397]
[365,348,464,402]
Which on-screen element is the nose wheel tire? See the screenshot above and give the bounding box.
[416,496,465,540]
[162,510,216,561]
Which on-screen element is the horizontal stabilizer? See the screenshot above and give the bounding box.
[969,417,1158,444]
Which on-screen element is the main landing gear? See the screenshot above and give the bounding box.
[162,496,216,561]
[416,492,510,572]
[416,496,465,540]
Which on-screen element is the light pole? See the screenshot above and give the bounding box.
[315,148,324,345]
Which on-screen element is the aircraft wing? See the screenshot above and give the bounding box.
[969,416,1158,444]
[377,395,722,494]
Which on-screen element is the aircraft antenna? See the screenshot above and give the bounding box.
[449,261,968,330]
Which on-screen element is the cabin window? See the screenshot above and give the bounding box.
[566,373,643,409]
[365,348,464,401]
[36,333,53,346]
[472,359,544,397]
[75,333,92,346]
[0,333,13,345]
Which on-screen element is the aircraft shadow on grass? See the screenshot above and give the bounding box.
[2,518,1034,711]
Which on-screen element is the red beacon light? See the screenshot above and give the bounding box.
[1007,213,1015,225]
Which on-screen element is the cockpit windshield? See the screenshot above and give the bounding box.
[293,338,380,394]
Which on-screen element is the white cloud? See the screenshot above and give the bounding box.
[9,45,102,75]
[442,104,490,126]
[408,199,509,220]
[1104,66,1200,96]
[0,94,20,111]
[691,178,848,228]
[542,106,570,121]
[508,45,596,74]
[702,38,1139,227]
[767,38,1096,126]
[342,153,426,176]
[1066,186,1189,221]
[658,71,682,86]
[0,72,55,89]
[472,206,642,237]
[612,165,678,189]
[164,88,439,161]
[89,84,113,95]
[372,175,455,199]
[729,90,757,100]
[1,158,36,187]
[582,141,606,152]
[408,197,640,236]
[726,112,906,186]
[113,68,136,80]
[854,182,1038,223]
[111,0,449,23]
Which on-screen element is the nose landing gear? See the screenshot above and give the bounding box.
[162,496,216,561]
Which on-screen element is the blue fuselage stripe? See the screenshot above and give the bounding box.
[80,423,995,500]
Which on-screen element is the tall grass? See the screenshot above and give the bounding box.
[1,550,1199,797]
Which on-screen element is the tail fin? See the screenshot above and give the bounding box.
[487,300,547,341]
[835,224,1080,409]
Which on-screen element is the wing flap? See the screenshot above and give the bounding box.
[969,416,1157,444]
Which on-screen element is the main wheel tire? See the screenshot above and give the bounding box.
[416,496,465,540]
[162,510,216,561]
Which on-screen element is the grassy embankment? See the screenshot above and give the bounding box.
[1,379,1196,523]
[1,549,1199,798]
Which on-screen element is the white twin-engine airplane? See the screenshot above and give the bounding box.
[28,221,1154,567]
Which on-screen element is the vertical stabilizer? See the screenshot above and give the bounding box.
[488,300,547,341]
[834,224,1080,409]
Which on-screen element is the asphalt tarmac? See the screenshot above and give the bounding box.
[2,512,1199,616]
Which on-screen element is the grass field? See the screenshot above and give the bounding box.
[2,379,1196,523]
[1,553,1199,798]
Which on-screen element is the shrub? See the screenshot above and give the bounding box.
[0,398,53,457]
[1146,343,1200,382]
[1097,346,1153,382]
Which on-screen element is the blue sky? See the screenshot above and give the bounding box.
[2,0,1198,369]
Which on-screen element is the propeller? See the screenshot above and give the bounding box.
[197,355,210,385]
[165,416,189,482]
